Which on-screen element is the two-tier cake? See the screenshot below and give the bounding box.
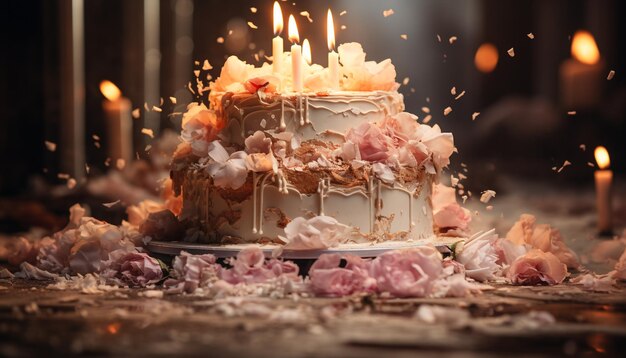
[169,42,460,250]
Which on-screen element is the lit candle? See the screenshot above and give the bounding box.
[327,9,339,90]
[302,39,312,65]
[272,2,284,77]
[559,30,604,110]
[594,146,613,235]
[288,14,302,92]
[100,80,133,165]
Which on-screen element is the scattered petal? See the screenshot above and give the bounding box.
[217,37,224,44]
[480,190,496,203]
[455,91,466,100]
[45,141,57,152]
[141,128,155,139]
[400,34,408,40]
[383,9,395,17]
[103,200,121,208]
[203,59,213,70]
[250,7,257,13]
[300,11,313,23]
[607,70,615,80]
[567,111,576,116]
[449,36,457,44]
[169,96,177,104]
[247,21,258,29]
[443,107,452,116]
[132,108,140,118]
[527,33,535,39]
[507,48,515,57]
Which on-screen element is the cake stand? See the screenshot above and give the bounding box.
[147,236,465,259]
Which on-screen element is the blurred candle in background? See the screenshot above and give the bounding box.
[302,39,312,65]
[327,9,339,90]
[288,15,302,92]
[559,30,604,110]
[272,2,284,78]
[594,146,613,235]
[100,80,133,166]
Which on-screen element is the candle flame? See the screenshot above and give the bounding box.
[273,2,283,36]
[302,39,312,65]
[100,80,121,101]
[594,146,610,169]
[571,30,600,65]
[327,9,335,51]
[474,43,498,73]
[288,14,299,44]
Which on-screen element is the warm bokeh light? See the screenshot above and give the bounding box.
[273,1,283,36]
[327,9,335,51]
[99,80,121,101]
[288,15,299,43]
[595,146,611,169]
[474,43,499,73]
[302,39,312,65]
[571,30,600,65]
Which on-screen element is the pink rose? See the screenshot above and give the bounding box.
[369,246,443,298]
[222,247,300,285]
[103,250,163,287]
[345,122,393,162]
[507,249,567,285]
[309,254,376,297]
[417,124,455,173]
[164,251,222,293]
[282,215,351,250]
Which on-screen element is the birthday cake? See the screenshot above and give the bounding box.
[169,40,461,250]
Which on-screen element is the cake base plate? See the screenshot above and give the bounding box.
[147,236,464,259]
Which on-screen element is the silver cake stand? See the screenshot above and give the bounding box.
[147,237,464,259]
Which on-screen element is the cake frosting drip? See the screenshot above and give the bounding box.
[216,91,404,145]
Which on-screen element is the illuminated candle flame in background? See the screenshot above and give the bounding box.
[571,30,600,65]
[100,80,122,101]
[302,39,312,65]
[595,146,610,169]
[273,1,283,36]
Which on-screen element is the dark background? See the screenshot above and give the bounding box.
[0,0,624,197]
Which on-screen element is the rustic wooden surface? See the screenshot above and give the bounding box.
[0,279,625,357]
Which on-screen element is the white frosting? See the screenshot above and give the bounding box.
[216,91,404,145]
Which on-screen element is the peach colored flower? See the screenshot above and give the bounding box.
[432,183,471,232]
[181,103,224,157]
[210,55,255,93]
[309,254,376,296]
[507,249,567,285]
[126,200,164,227]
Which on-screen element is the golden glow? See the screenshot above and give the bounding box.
[302,39,312,65]
[99,80,121,101]
[327,9,335,51]
[571,30,600,65]
[273,2,283,36]
[594,146,610,169]
[474,43,498,73]
[288,15,299,43]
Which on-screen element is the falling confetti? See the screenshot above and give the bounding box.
[152,106,163,113]
[383,9,395,17]
[443,107,452,116]
[607,70,615,80]
[132,108,140,118]
[169,96,177,104]
[554,160,572,173]
[567,111,576,116]
[436,34,442,42]
[507,48,515,57]
[57,173,70,180]
[300,11,313,23]
[247,21,258,29]
[449,36,458,44]
[217,37,224,44]
[527,33,535,39]
[579,144,586,151]
[44,141,57,152]
[400,34,408,40]
[421,107,430,114]
[103,200,121,208]
[67,178,77,190]
[141,128,155,138]
[203,60,213,70]
[480,190,496,203]
[423,115,432,124]
[455,91,466,100]
[250,7,257,13]
[340,10,347,16]
[116,159,126,170]
[450,87,457,95]
[402,77,410,85]
[472,112,480,121]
